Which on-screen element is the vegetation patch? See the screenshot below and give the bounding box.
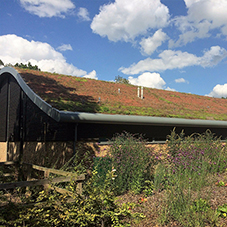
[2,131,227,226]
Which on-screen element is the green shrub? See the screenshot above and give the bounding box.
[158,129,227,226]
[217,203,227,218]
[109,132,155,195]
[0,168,144,226]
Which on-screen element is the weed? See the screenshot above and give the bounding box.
[217,204,227,218]
[109,132,156,195]
[158,129,227,226]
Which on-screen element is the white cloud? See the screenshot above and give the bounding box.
[90,0,169,42]
[77,7,90,21]
[184,0,201,8]
[208,84,227,98]
[57,44,73,51]
[175,78,189,83]
[165,87,176,91]
[83,70,98,80]
[169,19,211,47]
[0,34,94,77]
[120,46,227,75]
[200,46,227,67]
[19,0,75,18]
[128,72,166,89]
[140,29,168,55]
[170,0,227,47]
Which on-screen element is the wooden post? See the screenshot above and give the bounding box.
[43,169,50,191]
[76,181,83,194]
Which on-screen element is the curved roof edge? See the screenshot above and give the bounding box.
[0,67,60,122]
[1,66,227,129]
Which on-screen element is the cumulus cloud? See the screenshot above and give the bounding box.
[200,46,227,67]
[128,72,166,89]
[208,84,227,98]
[184,0,201,8]
[77,7,90,21]
[57,44,73,51]
[170,0,227,47]
[83,70,98,80]
[90,0,169,42]
[175,78,189,83]
[140,29,168,55]
[19,0,75,18]
[120,46,227,75]
[165,87,176,91]
[0,34,96,77]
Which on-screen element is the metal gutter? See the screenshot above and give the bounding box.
[0,67,60,122]
[59,111,227,128]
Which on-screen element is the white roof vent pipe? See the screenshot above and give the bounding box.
[137,87,143,99]
[141,86,144,99]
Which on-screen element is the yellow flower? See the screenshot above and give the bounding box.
[223,213,226,217]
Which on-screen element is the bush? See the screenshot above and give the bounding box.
[109,132,155,195]
[0,166,144,226]
[14,62,40,71]
[158,129,227,226]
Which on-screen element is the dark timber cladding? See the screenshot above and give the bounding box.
[1,66,227,147]
[0,68,74,144]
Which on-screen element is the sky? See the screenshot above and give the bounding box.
[1,0,227,97]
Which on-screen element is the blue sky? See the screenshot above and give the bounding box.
[1,0,227,97]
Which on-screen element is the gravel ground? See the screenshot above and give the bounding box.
[118,172,227,227]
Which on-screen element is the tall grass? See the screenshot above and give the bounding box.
[108,132,156,195]
[1,130,227,226]
[157,129,227,226]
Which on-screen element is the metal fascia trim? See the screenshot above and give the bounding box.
[0,67,60,122]
[59,111,227,128]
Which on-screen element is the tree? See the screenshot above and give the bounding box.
[14,62,40,71]
[115,75,130,84]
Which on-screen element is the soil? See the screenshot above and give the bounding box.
[119,171,227,226]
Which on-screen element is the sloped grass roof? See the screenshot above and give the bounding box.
[17,68,227,121]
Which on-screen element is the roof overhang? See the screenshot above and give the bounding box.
[59,111,227,128]
[0,67,60,121]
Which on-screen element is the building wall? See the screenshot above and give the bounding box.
[7,141,74,168]
[0,142,7,162]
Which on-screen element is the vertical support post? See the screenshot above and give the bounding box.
[6,76,10,161]
[19,90,25,159]
[43,169,50,191]
[76,181,83,194]
[43,122,47,154]
[18,90,26,181]
[73,124,78,157]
